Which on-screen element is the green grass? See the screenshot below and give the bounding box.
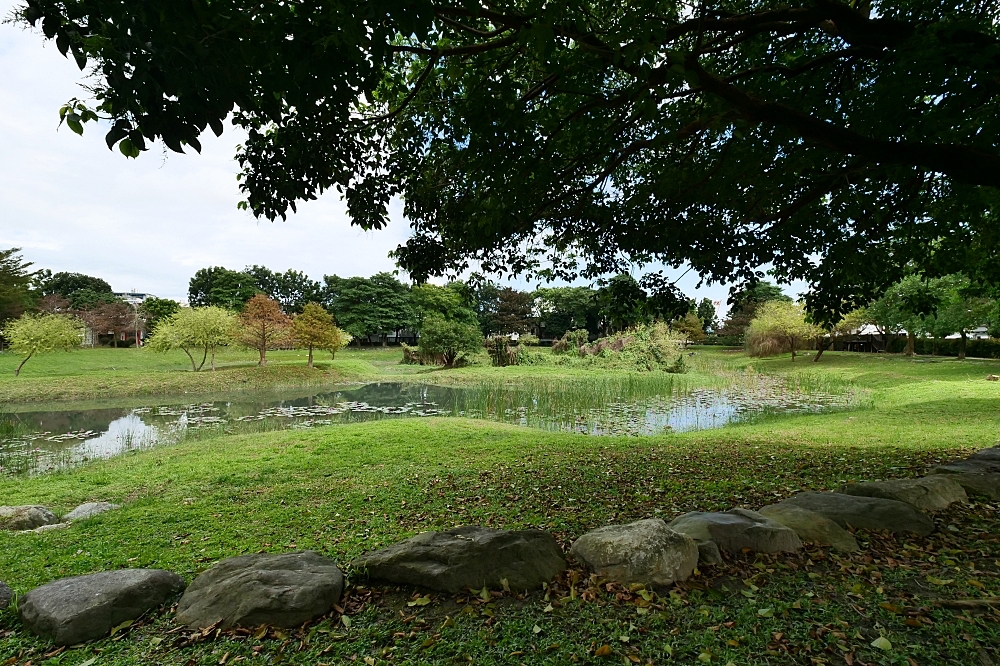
[1,350,1000,664]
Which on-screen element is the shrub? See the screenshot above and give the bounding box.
[578,322,686,372]
[517,333,540,346]
[486,335,523,367]
[552,328,589,354]
[418,315,483,367]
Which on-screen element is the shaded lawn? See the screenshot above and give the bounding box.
[1,395,999,664]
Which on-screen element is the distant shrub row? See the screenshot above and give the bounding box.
[885,337,1000,358]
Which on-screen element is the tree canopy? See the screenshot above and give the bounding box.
[20,0,1000,323]
[0,248,36,324]
[3,312,83,375]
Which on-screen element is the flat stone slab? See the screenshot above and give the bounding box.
[667,509,802,561]
[64,502,121,521]
[176,551,344,629]
[19,523,70,535]
[933,459,1000,474]
[840,476,967,511]
[969,446,1000,463]
[352,526,566,593]
[774,492,934,536]
[0,506,58,531]
[19,569,185,645]
[0,581,11,610]
[757,504,859,552]
[569,519,698,586]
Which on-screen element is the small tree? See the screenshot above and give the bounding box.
[92,300,134,347]
[670,311,706,343]
[418,315,482,368]
[147,306,235,371]
[235,294,291,366]
[745,301,821,361]
[3,312,83,376]
[291,302,350,367]
[696,298,719,333]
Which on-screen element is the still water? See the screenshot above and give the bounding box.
[1,378,854,475]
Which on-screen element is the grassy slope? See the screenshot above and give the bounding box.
[1,352,999,665]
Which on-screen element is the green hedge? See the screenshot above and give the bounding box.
[884,336,1000,358]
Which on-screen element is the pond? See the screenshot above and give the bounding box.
[0,375,858,476]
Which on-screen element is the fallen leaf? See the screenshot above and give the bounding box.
[533,625,543,634]
[871,636,892,651]
[594,645,613,657]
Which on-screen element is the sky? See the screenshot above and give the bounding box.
[0,9,806,314]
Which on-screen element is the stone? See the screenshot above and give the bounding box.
[176,551,344,629]
[64,502,121,521]
[0,581,11,610]
[773,492,934,536]
[20,523,70,534]
[840,476,967,511]
[968,445,1000,463]
[19,569,185,645]
[757,504,859,552]
[666,509,802,561]
[0,506,58,531]
[932,459,1000,474]
[569,519,698,586]
[942,472,1000,500]
[352,526,566,593]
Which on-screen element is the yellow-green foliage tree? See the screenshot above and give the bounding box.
[670,311,706,343]
[147,306,235,371]
[3,312,83,376]
[291,302,351,367]
[745,301,821,361]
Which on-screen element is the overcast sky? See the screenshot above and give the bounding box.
[0,9,806,312]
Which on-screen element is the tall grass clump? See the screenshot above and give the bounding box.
[577,322,687,372]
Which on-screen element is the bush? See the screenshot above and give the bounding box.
[552,328,589,354]
[486,335,522,367]
[418,315,483,367]
[577,322,686,372]
[745,301,821,361]
[517,333,540,346]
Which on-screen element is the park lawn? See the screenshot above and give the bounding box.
[1,353,999,666]
[0,347,387,403]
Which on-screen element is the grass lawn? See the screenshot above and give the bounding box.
[1,351,999,664]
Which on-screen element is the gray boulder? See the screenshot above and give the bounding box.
[932,458,1000,474]
[0,581,11,610]
[939,472,1000,500]
[19,569,185,645]
[774,492,934,536]
[757,504,859,552]
[352,526,566,593]
[0,506,58,531]
[840,476,967,511]
[667,509,802,562]
[176,551,343,629]
[969,445,1000,462]
[569,519,698,586]
[64,502,121,521]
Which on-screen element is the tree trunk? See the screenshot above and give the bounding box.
[197,346,208,371]
[959,331,968,360]
[14,352,33,376]
[182,346,197,372]
[307,345,314,368]
[259,346,267,366]
[112,334,118,348]
[905,332,916,356]
[813,336,831,362]
[382,334,387,348]
[211,347,216,371]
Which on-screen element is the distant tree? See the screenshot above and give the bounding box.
[188,267,258,309]
[418,315,483,368]
[813,307,871,362]
[598,274,646,333]
[696,299,719,333]
[745,301,821,362]
[868,275,939,356]
[234,295,292,366]
[35,294,71,313]
[40,271,112,299]
[640,272,692,323]
[325,273,414,345]
[68,288,121,310]
[718,281,791,342]
[147,306,236,371]
[291,302,350,367]
[533,287,599,339]
[90,301,135,347]
[246,265,323,313]
[494,287,534,334]
[0,248,36,324]
[920,275,991,359]
[472,282,501,336]
[411,282,479,328]
[671,311,705,343]
[3,312,83,376]
[140,297,181,332]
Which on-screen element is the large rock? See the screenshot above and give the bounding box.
[0,581,11,610]
[757,504,859,552]
[176,551,344,629]
[19,569,185,645]
[969,445,1000,462]
[0,506,58,531]
[352,526,566,593]
[932,458,1000,474]
[64,502,121,521]
[774,492,934,536]
[569,519,698,586]
[840,476,967,511]
[667,509,802,562]
[939,472,1000,500]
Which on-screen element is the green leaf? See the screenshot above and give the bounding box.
[66,114,84,135]
[757,608,774,618]
[119,138,140,158]
[532,624,542,634]
[870,636,892,651]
